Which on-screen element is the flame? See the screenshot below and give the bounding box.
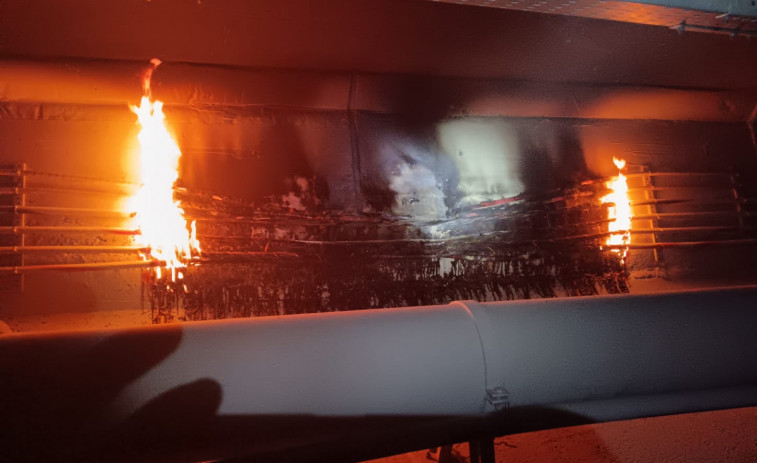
[128,60,200,280]
[600,157,631,260]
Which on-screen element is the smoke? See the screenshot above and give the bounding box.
[380,119,524,222]
[379,117,584,224]
[377,133,449,221]
[281,176,319,212]
[436,118,523,206]
[388,161,448,221]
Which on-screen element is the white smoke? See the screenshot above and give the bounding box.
[388,161,447,222]
[436,118,523,206]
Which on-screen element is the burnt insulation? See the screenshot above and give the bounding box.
[147,181,629,323]
[148,249,627,323]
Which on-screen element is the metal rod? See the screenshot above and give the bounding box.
[199,251,298,259]
[576,171,732,188]
[0,169,24,177]
[549,225,753,243]
[630,210,744,220]
[0,246,147,254]
[625,171,733,179]
[0,187,22,196]
[215,224,749,246]
[629,185,734,192]
[0,169,136,187]
[560,210,745,229]
[19,162,27,291]
[0,226,139,235]
[507,227,749,246]
[0,260,161,273]
[0,205,135,217]
[0,252,292,269]
[0,186,131,197]
[629,198,743,207]
[630,225,750,233]
[642,169,661,265]
[604,239,757,249]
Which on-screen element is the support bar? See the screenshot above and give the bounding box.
[0,260,160,273]
[0,226,139,235]
[0,246,147,255]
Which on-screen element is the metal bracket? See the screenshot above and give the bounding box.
[486,386,510,411]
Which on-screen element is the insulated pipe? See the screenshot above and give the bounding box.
[1,59,756,122]
[0,286,755,462]
[111,286,756,417]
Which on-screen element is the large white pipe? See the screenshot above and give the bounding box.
[0,286,755,462]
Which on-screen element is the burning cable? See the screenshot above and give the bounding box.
[128,59,201,280]
[601,157,632,261]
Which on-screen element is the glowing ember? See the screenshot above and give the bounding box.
[600,157,632,260]
[128,59,200,280]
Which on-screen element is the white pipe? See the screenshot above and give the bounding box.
[0,286,755,462]
[463,290,757,414]
[111,303,488,418]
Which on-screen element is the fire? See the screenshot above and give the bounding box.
[600,157,632,259]
[128,60,200,280]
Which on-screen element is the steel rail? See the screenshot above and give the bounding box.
[0,260,161,273]
[0,246,147,254]
[0,226,140,235]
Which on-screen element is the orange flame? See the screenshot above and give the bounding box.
[128,60,200,280]
[600,157,631,260]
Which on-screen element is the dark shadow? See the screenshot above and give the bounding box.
[518,122,590,195]
[357,77,466,214]
[255,124,314,198]
[392,77,463,136]
[0,327,183,462]
[550,124,591,189]
[182,122,315,202]
[101,378,224,463]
